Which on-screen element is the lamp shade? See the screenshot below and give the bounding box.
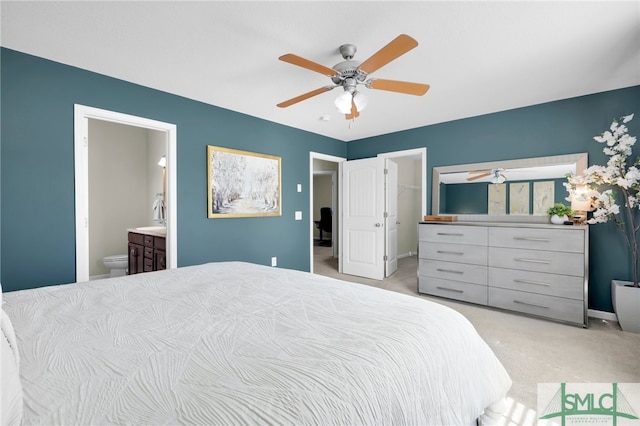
[571,197,591,212]
[353,91,369,112]
[334,92,353,114]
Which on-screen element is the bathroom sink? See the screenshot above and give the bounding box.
[135,226,166,236]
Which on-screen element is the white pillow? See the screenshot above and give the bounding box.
[1,309,24,426]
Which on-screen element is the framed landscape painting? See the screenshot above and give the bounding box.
[207,146,281,218]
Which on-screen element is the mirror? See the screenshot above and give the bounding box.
[432,153,588,222]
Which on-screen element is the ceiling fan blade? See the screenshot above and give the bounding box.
[358,34,419,74]
[467,172,491,181]
[345,99,360,120]
[279,54,337,76]
[368,79,430,96]
[277,86,335,108]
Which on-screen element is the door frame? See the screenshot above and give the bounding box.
[309,152,346,274]
[74,104,177,282]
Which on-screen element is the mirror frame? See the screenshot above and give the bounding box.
[432,153,588,222]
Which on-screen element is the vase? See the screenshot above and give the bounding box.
[612,280,640,333]
[549,214,567,225]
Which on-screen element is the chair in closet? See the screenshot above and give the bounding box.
[314,207,332,246]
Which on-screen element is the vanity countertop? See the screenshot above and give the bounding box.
[128,226,166,238]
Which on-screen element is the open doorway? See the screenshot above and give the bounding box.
[74,105,177,282]
[309,153,345,274]
[309,148,426,278]
[378,148,427,260]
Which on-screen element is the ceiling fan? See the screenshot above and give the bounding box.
[276,34,430,120]
[468,168,507,184]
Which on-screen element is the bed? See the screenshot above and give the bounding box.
[1,261,511,425]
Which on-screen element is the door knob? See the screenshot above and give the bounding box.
[375,223,383,227]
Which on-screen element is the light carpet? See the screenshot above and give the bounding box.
[313,244,640,425]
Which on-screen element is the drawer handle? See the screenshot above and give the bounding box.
[437,250,464,256]
[514,237,550,242]
[514,258,551,264]
[436,286,464,294]
[514,279,551,287]
[437,232,464,236]
[436,268,464,275]
[513,300,550,309]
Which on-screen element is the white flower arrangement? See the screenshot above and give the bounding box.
[565,113,639,286]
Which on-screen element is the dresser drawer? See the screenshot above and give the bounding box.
[143,235,154,247]
[489,227,584,253]
[154,236,166,250]
[489,247,583,276]
[419,276,488,305]
[419,259,487,285]
[143,257,154,272]
[489,267,584,300]
[419,224,487,246]
[488,287,584,325]
[144,246,154,259]
[419,241,487,265]
[128,232,144,245]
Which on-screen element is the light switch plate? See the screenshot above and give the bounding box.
[295,211,302,220]
[297,184,302,192]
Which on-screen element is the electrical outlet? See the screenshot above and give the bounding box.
[271,256,277,267]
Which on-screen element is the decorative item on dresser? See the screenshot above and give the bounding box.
[418,222,588,327]
[546,203,573,225]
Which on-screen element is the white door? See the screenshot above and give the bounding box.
[385,159,398,277]
[340,157,398,280]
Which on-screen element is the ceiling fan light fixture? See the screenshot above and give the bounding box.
[334,91,353,114]
[491,173,506,184]
[353,91,369,112]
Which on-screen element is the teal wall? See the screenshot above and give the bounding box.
[2,47,639,313]
[0,48,346,292]
[348,86,640,312]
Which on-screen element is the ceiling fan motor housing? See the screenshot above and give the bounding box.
[331,60,366,86]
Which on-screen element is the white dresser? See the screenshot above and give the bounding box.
[418,222,588,327]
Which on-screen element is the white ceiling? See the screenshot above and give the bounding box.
[2,1,639,142]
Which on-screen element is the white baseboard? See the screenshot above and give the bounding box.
[398,252,417,259]
[89,274,110,281]
[588,309,618,322]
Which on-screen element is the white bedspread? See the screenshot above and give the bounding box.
[3,261,511,425]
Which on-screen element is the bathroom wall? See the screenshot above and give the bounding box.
[146,131,166,226]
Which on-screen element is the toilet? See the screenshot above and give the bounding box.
[103,254,128,277]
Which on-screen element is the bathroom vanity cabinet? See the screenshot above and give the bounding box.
[417,221,588,327]
[128,231,166,274]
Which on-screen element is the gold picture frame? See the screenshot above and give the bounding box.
[207,146,281,218]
